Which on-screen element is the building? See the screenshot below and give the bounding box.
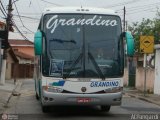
[5,47,19,80]
[154,44,160,95]
[8,39,34,78]
[0,21,5,30]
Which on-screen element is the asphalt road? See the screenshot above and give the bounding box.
[3,79,160,120]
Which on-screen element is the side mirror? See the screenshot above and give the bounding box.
[34,30,42,55]
[125,32,135,56]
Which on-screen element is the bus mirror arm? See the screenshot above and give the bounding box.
[124,31,135,57]
[121,32,125,38]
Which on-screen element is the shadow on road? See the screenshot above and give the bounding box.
[25,106,131,120]
[46,106,108,116]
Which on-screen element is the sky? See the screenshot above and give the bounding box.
[0,0,160,41]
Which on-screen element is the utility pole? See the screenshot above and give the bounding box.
[143,53,147,96]
[0,26,5,81]
[0,0,13,85]
[0,38,1,79]
[123,6,127,68]
[123,6,126,32]
[126,21,128,31]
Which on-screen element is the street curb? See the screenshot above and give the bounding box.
[125,93,160,106]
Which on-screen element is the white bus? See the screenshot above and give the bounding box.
[34,7,134,113]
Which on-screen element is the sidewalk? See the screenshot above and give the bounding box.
[124,87,160,106]
[0,79,22,114]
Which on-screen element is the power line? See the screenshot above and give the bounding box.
[116,2,160,12]
[11,20,29,40]
[0,15,5,19]
[29,0,40,15]
[0,1,7,17]
[0,1,7,14]
[13,14,40,20]
[36,0,42,12]
[126,2,160,11]
[16,12,41,15]
[127,7,159,15]
[0,6,6,17]
[126,4,160,15]
[126,4,160,14]
[0,0,29,43]
[13,31,34,34]
[40,0,63,6]
[103,0,141,8]
[115,2,160,16]
[13,1,34,33]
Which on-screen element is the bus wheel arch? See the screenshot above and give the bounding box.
[42,105,49,113]
[100,105,111,112]
[36,92,39,100]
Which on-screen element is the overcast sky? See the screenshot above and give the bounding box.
[0,0,160,41]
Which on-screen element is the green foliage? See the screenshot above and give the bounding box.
[128,10,160,52]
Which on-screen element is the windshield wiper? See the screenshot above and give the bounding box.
[63,53,83,78]
[88,52,105,80]
[50,39,76,44]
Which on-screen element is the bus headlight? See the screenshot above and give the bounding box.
[43,86,63,93]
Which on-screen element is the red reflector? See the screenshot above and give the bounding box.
[77,98,91,103]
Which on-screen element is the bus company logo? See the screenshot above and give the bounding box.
[46,15,118,33]
[1,113,8,120]
[50,80,65,86]
[90,81,119,87]
[81,87,87,92]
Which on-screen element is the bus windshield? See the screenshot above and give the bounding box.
[42,14,123,78]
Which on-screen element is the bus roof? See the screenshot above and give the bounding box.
[43,7,117,15]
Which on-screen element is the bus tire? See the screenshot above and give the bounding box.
[42,106,48,113]
[100,105,111,112]
[36,92,39,100]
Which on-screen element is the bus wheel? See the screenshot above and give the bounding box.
[42,106,48,113]
[100,105,111,112]
[36,92,39,100]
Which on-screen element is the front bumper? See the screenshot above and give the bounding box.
[41,90,122,106]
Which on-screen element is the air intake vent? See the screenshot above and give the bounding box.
[76,9,90,12]
[78,78,91,82]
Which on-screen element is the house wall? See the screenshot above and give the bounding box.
[136,67,155,93]
[11,46,34,78]
[123,56,155,93]
[154,46,160,95]
[123,68,128,86]
[15,64,34,78]
[5,52,15,80]
[17,57,33,64]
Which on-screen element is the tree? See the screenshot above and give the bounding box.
[154,9,160,43]
[128,10,160,52]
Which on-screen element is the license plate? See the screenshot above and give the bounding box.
[77,98,91,103]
